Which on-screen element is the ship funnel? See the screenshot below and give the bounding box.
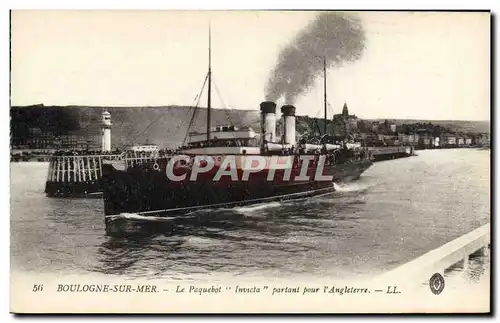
[260,101,276,145]
[281,105,296,146]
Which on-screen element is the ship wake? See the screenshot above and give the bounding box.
[231,201,282,214]
[333,182,373,193]
[107,213,176,222]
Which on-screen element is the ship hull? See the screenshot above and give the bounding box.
[104,186,336,237]
[101,158,373,237]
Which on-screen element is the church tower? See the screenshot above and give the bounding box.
[342,102,349,117]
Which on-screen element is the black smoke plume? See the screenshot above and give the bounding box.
[265,12,366,104]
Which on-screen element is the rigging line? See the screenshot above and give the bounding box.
[211,77,233,126]
[211,77,245,145]
[114,108,144,148]
[170,73,209,148]
[327,102,335,115]
[310,107,322,136]
[115,107,152,151]
[191,75,207,105]
[195,74,208,108]
[122,115,163,151]
[182,72,209,146]
[115,73,209,152]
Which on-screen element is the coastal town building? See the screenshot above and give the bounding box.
[332,102,358,138]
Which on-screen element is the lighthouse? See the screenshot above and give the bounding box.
[101,110,112,152]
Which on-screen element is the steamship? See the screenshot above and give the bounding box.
[101,30,373,236]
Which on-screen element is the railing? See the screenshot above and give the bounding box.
[45,151,168,183]
[46,154,122,183]
[375,223,490,282]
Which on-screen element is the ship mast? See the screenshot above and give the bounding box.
[206,22,212,145]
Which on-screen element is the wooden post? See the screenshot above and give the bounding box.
[67,158,71,182]
[69,157,73,182]
[52,160,56,181]
[57,158,60,182]
[48,159,54,182]
[56,158,60,182]
[72,157,76,182]
[62,157,65,182]
[75,157,82,182]
[55,159,59,181]
[87,156,93,181]
[47,160,52,181]
[47,160,53,182]
[458,255,469,270]
[73,157,78,182]
[81,157,86,182]
[62,157,66,182]
[66,157,69,182]
[49,160,53,181]
[72,157,77,182]
[98,156,103,178]
[79,157,83,182]
[67,157,71,182]
[93,157,98,179]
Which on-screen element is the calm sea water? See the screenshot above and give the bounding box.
[10,149,490,281]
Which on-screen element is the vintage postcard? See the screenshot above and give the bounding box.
[9,10,491,313]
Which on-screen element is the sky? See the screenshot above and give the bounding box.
[11,10,490,121]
